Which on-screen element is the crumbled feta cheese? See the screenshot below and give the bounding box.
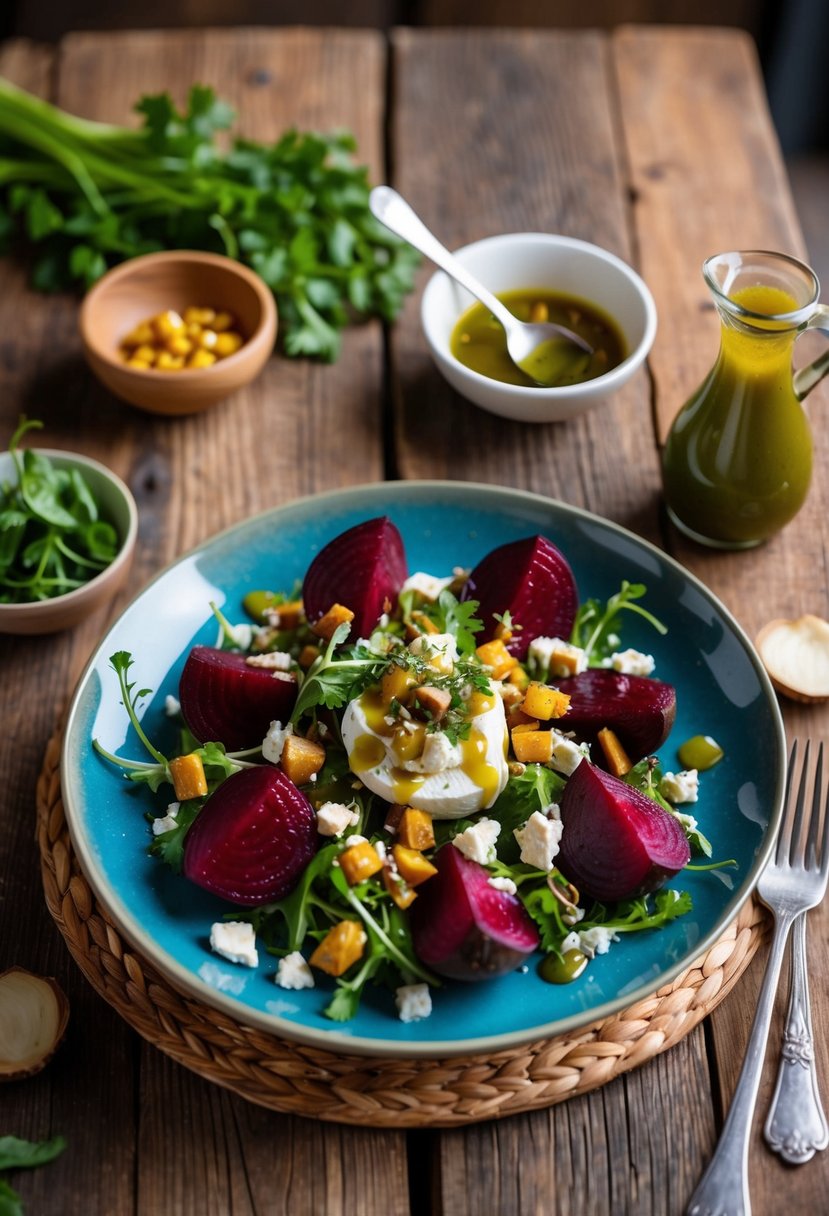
[401,571,453,601]
[674,810,699,833]
[151,801,180,836]
[262,719,293,765]
[513,810,564,871]
[577,926,619,958]
[408,631,458,673]
[403,730,461,774]
[395,983,433,1023]
[560,930,581,953]
[374,839,387,863]
[609,648,656,676]
[549,729,591,777]
[270,671,296,683]
[164,694,181,717]
[209,921,258,967]
[488,876,517,895]
[452,817,501,864]
[659,769,700,804]
[315,801,360,837]
[220,622,253,650]
[528,636,588,678]
[245,651,293,670]
[345,834,368,848]
[275,950,315,990]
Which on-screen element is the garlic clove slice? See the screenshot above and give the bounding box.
[756,614,829,703]
[0,967,70,1080]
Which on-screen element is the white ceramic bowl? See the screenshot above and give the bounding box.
[0,448,138,634]
[421,232,657,423]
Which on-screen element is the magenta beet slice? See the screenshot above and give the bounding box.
[302,516,408,639]
[558,760,690,902]
[183,766,317,906]
[461,535,578,659]
[410,844,539,981]
[179,646,297,751]
[557,669,676,762]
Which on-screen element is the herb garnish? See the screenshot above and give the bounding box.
[0,1135,66,1216]
[569,580,667,664]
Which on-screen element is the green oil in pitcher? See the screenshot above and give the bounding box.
[662,250,829,548]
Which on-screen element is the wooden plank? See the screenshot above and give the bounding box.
[0,28,409,1216]
[389,29,663,547]
[614,26,829,1216]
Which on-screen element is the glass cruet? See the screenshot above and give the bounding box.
[662,250,829,549]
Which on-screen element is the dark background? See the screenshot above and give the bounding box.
[1,0,826,278]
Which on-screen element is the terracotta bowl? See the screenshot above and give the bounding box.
[0,448,138,635]
[79,251,277,416]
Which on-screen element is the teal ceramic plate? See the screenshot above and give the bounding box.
[62,482,785,1058]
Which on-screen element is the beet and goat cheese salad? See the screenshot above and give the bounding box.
[94,517,730,1024]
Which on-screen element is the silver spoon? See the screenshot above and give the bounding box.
[369,186,593,385]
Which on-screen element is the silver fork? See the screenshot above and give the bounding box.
[686,739,829,1216]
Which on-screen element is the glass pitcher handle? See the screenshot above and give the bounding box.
[794,303,829,400]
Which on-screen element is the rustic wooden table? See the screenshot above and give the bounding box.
[1,24,827,1216]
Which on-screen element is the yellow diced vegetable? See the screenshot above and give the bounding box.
[522,681,571,721]
[169,753,208,800]
[151,309,185,341]
[214,331,243,357]
[132,344,157,365]
[506,666,530,691]
[298,644,321,669]
[383,868,418,909]
[309,920,366,976]
[397,808,435,851]
[475,638,518,679]
[311,603,355,641]
[511,729,553,764]
[166,335,193,358]
[187,350,217,369]
[155,352,185,371]
[198,328,219,350]
[280,734,325,785]
[392,844,438,887]
[339,840,384,886]
[597,727,632,777]
[183,306,216,326]
[380,663,418,705]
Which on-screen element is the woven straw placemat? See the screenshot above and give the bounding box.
[37,731,768,1127]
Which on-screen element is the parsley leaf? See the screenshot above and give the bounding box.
[570,580,667,664]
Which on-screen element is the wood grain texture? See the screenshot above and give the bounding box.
[388,29,663,546]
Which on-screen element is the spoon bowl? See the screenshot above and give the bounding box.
[369,187,592,384]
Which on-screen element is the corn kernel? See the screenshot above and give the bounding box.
[198,329,218,350]
[121,322,154,348]
[211,310,234,332]
[151,310,185,341]
[132,344,158,365]
[183,306,216,326]
[214,331,244,358]
[126,357,152,370]
[187,349,217,369]
[166,335,193,358]
[155,352,185,371]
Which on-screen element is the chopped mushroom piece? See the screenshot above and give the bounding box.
[0,967,70,1080]
[756,615,829,703]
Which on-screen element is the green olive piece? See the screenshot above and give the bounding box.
[538,948,588,985]
[677,734,724,771]
[243,589,280,623]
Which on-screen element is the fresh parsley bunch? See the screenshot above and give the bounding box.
[0,77,420,361]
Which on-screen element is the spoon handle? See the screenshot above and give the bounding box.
[369,186,512,327]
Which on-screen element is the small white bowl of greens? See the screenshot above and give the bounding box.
[0,419,138,634]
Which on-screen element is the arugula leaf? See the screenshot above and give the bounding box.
[291,623,390,723]
[149,799,202,872]
[570,580,667,664]
[581,889,693,935]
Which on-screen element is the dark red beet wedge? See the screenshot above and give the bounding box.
[461,535,578,658]
[183,766,317,906]
[410,844,539,981]
[302,516,408,639]
[557,760,690,902]
[557,669,676,762]
[179,646,298,751]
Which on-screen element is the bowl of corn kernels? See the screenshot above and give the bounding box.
[79,250,277,415]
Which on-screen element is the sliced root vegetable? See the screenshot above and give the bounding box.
[461,534,578,659]
[756,615,829,703]
[556,668,676,762]
[0,968,69,1081]
[410,843,539,980]
[302,516,408,639]
[183,766,317,905]
[179,646,298,751]
[557,760,690,902]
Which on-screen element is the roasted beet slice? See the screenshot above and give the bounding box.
[557,760,690,902]
[179,646,297,751]
[183,766,317,906]
[557,669,676,762]
[461,535,578,659]
[302,516,408,639]
[410,843,539,980]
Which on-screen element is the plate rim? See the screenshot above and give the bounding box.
[60,479,786,1059]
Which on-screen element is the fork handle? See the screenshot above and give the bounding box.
[763,911,829,1163]
[686,909,795,1216]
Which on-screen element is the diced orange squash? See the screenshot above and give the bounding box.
[271,599,303,630]
[381,663,418,705]
[511,719,541,734]
[169,753,208,800]
[397,808,436,851]
[597,727,633,777]
[392,844,438,887]
[280,734,326,785]
[413,685,451,721]
[522,681,571,721]
[383,803,407,834]
[311,602,355,641]
[493,619,513,642]
[309,920,366,976]
[506,666,530,692]
[339,840,384,885]
[506,703,538,730]
[511,729,554,764]
[475,638,519,679]
[383,867,418,910]
[298,643,321,669]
